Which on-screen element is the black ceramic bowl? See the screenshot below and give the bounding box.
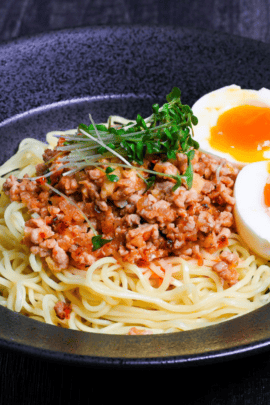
[1,26,270,369]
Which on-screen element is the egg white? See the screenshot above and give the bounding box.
[191,85,270,167]
[234,160,270,260]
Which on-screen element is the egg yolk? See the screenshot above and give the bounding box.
[264,183,270,207]
[264,162,270,207]
[210,105,270,163]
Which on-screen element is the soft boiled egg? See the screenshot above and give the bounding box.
[191,85,270,167]
[234,160,270,259]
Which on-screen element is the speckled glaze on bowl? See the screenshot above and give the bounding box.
[1,26,270,369]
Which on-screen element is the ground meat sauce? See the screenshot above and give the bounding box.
[3,145,239,284]
[54,301,72,320]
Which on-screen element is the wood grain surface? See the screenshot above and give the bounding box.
[0,0,269,43]
[0,1,270,404]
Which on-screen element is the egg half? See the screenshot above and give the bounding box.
[191,85,270,167]
[234,160,270,259]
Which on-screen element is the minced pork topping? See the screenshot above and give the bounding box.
[3,146,239,284]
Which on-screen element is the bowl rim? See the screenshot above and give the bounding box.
[1,24,270,368]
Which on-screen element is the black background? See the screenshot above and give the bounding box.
[1,1,270,404]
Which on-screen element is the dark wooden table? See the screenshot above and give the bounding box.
[1,1,270,404]
[0,0,270,44]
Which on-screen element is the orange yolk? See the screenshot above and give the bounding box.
[264,162,270,207]
[209,105,270,163]
[264,183,270,207]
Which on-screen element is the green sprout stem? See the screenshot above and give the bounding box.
[29,87,199,250]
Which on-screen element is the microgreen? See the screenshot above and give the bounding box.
[145,175,156,191]
[105,167,119,182]
[92,235,112,251]
[33,88,199,250]
[50,87,198,189]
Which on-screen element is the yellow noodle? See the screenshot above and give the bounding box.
[1,132,270,334]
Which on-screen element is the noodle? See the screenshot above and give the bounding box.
[1,126,270,335]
